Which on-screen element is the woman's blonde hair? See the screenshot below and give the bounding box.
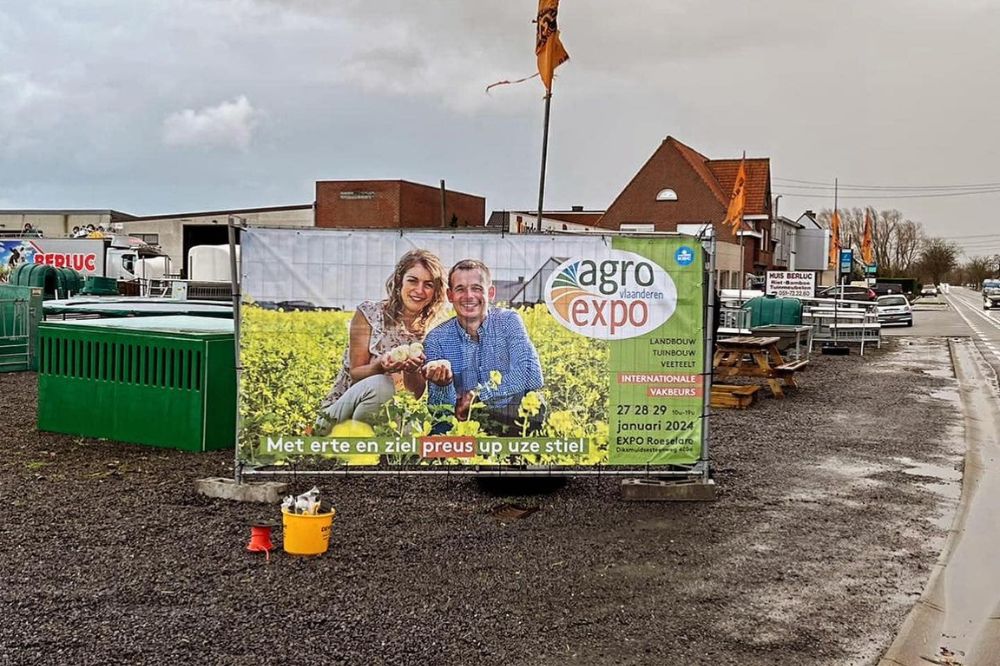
[384,249,447,336]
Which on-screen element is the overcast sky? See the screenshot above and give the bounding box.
[1,1,998,253]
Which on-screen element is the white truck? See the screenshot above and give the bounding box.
[0,235,171,282]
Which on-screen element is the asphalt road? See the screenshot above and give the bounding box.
[880,294,969,339]
[936,287,1000,367]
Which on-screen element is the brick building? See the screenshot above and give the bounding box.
[597,137,778,287]
[315,180,485,230]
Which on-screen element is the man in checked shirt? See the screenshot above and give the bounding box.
[422,258,545,433]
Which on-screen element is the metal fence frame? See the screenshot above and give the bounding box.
[0,295,31,371]
[232,224,716,481]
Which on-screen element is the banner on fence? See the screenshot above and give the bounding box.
[765,271,816,298]
[237,228,705,468]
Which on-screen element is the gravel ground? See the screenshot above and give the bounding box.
[0,338,965,666]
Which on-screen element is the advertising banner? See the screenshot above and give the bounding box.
[0,238,106,282]
[237,228,705,469]
[765,271,816,298]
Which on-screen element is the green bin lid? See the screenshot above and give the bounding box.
[41,315,234,335]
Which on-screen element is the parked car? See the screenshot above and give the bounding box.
[983,279,1000,310]
[870,282,910,298]
[817,285,877,301]
[875,295,913,326]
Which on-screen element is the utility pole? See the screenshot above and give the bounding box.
[439,180,447,228]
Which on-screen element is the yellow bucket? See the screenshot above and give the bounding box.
[282,509,335,556]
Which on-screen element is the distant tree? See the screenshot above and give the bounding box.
[818,207,923,276]
[962,256,993,287]
[916,239,958,285]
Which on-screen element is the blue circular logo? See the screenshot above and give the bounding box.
[674,246,695,267]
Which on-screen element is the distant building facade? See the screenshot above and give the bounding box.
[0,210,136,238]
[1,178,484,279]
[315,180,485,230]
[122,204,313,278]
[487,206,605,234]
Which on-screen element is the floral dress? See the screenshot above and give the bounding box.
[321,300,421,409]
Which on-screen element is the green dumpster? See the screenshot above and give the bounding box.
[0,284,43,372]
[37,316,235,452]
[743,295,802,328]
[80,275,119,296]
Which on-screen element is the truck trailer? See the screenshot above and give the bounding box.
[0,235,170,283]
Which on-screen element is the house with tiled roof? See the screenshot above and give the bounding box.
[597,137,780,288]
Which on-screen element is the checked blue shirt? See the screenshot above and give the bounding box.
[424,308,543,411]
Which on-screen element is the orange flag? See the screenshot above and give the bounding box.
[828,209,842,269]
[536,0,569,92]
[861,208,874,265]
[724,158,748,233]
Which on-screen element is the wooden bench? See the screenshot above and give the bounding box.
[775,359,809,373]
[710,384,760,409]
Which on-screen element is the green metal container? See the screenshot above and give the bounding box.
[10,263,59,299]
[37,316,236,452]
[0,284,44,372]
[743,295,802,328]
[81,275,119,296]
[55,267,84,297]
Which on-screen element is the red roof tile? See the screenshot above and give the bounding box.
[669,139,729,206]
[707,158,771,216]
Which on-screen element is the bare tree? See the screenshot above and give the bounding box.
[916,239,959,286]
[818,207,923,276]
[962,256,993,287]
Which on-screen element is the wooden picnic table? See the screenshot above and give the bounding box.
[713,335,808,398]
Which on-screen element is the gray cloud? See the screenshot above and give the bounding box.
[163,96,262,151]
[0,0,997,241]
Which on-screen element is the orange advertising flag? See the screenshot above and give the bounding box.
[724,159,748,233]
[861,209,874,265]
[536,0,569,92]
[828,209,842,269]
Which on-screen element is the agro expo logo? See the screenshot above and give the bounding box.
[544,249,678,340]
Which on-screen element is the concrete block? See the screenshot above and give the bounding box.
[194,477,288,504]
[621,477,717,502]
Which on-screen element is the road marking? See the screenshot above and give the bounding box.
[948,293,1000,331]
[946,292,1000,360]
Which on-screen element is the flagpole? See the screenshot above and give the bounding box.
[536,92,552,232]
[738,233,745,301]
[737,151,746,301]
[833,178,839,344]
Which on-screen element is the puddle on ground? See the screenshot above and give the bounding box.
[779,458,890,508]
[930,388,961,402]
[893,456,962,486]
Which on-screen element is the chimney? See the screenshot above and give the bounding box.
[571,205,584,212]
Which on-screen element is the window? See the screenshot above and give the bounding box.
[134,233,159,246]
[655,189,678,201]
[620,223,655,233]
